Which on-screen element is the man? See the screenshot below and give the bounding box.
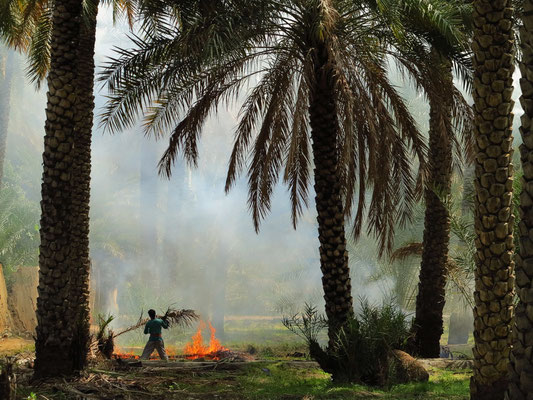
[140,309,169,360]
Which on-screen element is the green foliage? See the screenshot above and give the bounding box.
[332,300,411,385]
[96,314,115,358]
[100,0,473,254]
[284,301,411,385]
[282,304,328,344]
[0,167,39,284]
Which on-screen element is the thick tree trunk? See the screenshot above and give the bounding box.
[308,43,353,350]
[34,0,84,378]
[67,0,99,370]
[470,1,515,398]
[0,49,15,188]
[410,53,453,358]
[507,3,533,398]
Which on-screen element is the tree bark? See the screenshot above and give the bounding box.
[0,49,15,188]
[308,42,353,350]
[507,1,533,398]
[34,0,84,378]
[67,0,99,370]
[410,52,453,358]
[470,0,515,398]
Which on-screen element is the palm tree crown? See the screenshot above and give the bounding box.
[101,0,469,251]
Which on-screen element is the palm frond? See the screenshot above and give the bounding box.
[390,242,423,262]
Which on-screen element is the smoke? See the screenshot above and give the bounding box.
[3,5,485,346]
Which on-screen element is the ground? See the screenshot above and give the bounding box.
[1,317,473,399]
[5,345,470,400]
[13,359,470,399]
[0,336,33,356]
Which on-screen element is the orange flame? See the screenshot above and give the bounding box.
[112,346,177,360]
[183,320,227,359]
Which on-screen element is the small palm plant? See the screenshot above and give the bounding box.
[283,300,411,385]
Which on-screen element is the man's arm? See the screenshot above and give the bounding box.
[162,319,169,329]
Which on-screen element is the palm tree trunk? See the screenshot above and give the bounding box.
[410,53,453,358]
[470,1,515,398]
[308,43,353,349]
[34,0,84,378]
[0,49,15,188]
[67,0,99,370]
[507,4,533,398]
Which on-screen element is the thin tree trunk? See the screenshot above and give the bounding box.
[34,0,84,378]
[507,3,533,398]
[308,43,353,350]
[410,52,453,358]
[67,0,99,370]
[0,49,15,188]
[470,1,515,398]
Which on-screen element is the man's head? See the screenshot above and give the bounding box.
[148,309,156,320]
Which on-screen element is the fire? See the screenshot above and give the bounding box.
[183,320,228,359]
[112,346,178,360]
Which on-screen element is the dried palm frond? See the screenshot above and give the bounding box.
[390,242,423,263]
[113,309,144,338]
[161,308,200,328]
[113,309,199,339]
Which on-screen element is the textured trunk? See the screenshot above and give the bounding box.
[308,43,353,349]
[34,0,84,378]
[470,0,515,398]
[0,49,15,188]
[67,0,99,370]
[410,53,453,358]
[507,2,533,398]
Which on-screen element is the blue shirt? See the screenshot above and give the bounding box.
[144,318,169,341]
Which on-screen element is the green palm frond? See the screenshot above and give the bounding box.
[100,0,471,252]
[0,172,40,277]
[25,0,51,87]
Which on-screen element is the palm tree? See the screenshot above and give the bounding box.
[32,0,85,378]
[100,0,467,360]
[470,0,516,398]
[0,0,135,376]
[65,0,99,368]
[507,2,533,399]
[409,48,473,357]
[402,0,474,356]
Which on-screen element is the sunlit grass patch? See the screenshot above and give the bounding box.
[238,362,470,399]
[387,368,470,399]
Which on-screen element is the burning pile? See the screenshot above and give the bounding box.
[183,321,229,360]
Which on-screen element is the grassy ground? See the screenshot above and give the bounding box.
[7,317,473,399]
[16,360,470,400]
[0,337,34,356]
